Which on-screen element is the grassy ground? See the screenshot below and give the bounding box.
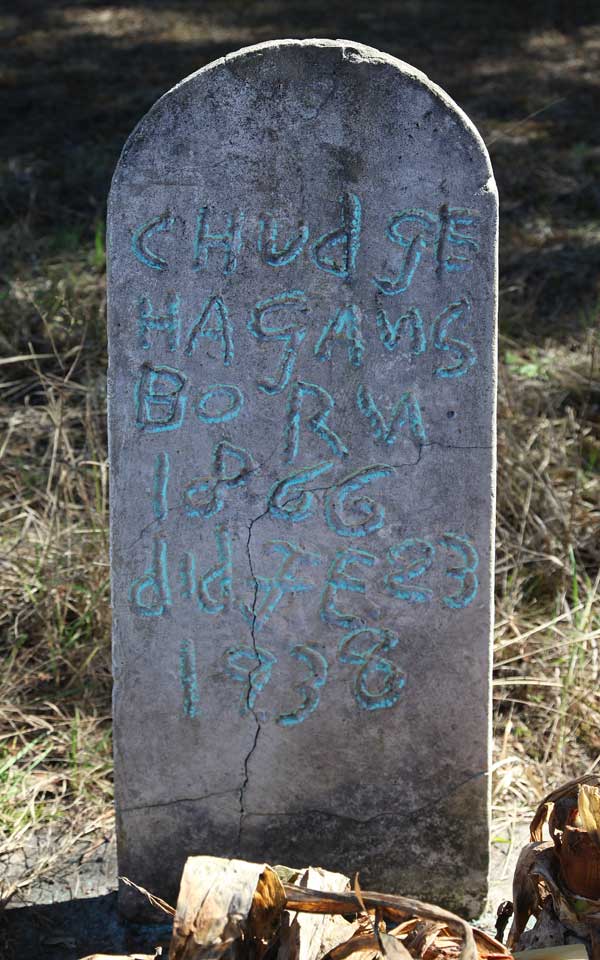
[1,0,599,905]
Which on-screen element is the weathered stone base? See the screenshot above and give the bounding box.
[117,774,489,920]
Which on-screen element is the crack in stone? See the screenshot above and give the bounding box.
[238,507,269,849]
[238,768,488,826]
[121,788,239,814]
[125,443,489,551]
[309,79,337,121]
[126,516,161,552]
[126,447,280,553]
[274,444,493,513]
[420,441,494,451]
[180,436,491,847]
[276,453,424,511]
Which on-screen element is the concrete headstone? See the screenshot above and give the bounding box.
[107,39,497,918]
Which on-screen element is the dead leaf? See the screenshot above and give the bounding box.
[529,776,600,843]
[321,930,380,960]
[506,842,554,949]
[471,929,512,959]
[248,864,287,953]
[578,785,600,851]
[283,882,477,960]
[377,931,413,960]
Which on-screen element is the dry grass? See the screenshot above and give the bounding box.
[487,332,600,897]
[492,330,600,828]
[1,0,599,906]
[0,266,113,903]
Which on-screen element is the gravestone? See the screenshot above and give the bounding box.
[107,39,497,919]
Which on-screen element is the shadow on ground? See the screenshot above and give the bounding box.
[0,893,172,960]
[2,0,600,342]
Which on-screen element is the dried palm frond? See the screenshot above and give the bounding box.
[507,777,600,959]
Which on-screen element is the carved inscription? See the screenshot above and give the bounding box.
[124,192,483,724]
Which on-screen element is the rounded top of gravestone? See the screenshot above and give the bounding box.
[111,38,495,198]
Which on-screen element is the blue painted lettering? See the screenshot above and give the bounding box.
[193,206,243,276]
[439,532,479,608]
[324,464,394,538]
[314,304,364,368]
[135,363,187,433]
[268,460,334,523]
[152,452,169,521]
[376,305,426,355]
[138,293,180,352]
[284,380,348,464]
[131,214,175,271]
[224,645,277,717]
[196,384,243,424]
[356,385,426,446]
[385,538,435,603]
[320,548,376,629]
[184,476,219,520]
[433,297,476,378]
[185,296,233,366]
[248,291,308,395]
[179,552,196,601]
[198,522,232,615]
[258,214,309,267]
[436,206,480,272]
[129,536,170,617]
[184,441,257,520]
[241,540,320,633]
[373,209,437,295]
[311,192,361,279]
[277,645,328,727]
[338,626,406,710]
[212,440,257,487]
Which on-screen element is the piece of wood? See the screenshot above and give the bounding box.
[279,867,355,960]
[282,886,478,960]
[169,856,285,960]
[471,929,512,958]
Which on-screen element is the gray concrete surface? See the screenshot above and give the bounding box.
[107,39,498,919]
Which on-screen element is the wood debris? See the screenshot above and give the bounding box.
[87,855,510,960]
[504,775,600,960]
